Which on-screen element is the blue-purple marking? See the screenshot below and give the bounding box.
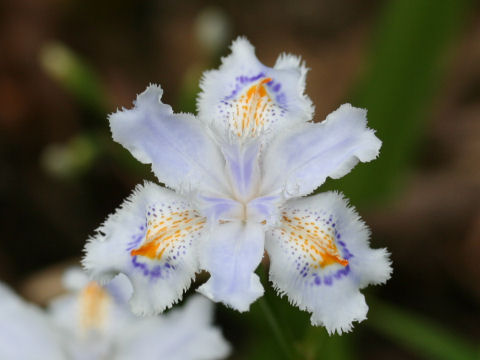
[126,224,147,251]
[223,72,288,108]
[131,256,176,280]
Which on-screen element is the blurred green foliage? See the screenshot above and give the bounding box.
[41,134,98,179]
[330,0,472,207]
[40,42,107,113]
[368,300,480,360]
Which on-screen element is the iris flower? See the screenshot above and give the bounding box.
[0,284,64,360]
[0,269,230,360]
[83,37,392,334]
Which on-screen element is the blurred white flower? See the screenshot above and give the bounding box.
[0,269,231,360]
[83,37,392,334]
[0,283,64,360]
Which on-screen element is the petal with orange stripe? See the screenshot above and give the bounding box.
[266,192,392,334]
[83,182,206,315]
[197,37,313,141]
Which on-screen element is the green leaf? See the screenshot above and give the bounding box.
[368,300,479,360]
[39,42,107,113]
[328,0,472,206]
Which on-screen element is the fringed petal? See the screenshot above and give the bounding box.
[266,192,391,334]
[197,37,313,142]
[261,104,381,198]
[83,182,206,315]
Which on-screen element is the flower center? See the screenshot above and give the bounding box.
[199,193,279,225]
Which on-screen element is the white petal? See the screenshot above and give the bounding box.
[197,37,313,142]
[49,270,139,360]
[198,221,265,311]
[49,282,118,359]
[116,295,231,360]
[51,270,134,335]
[266,192,392,334]
[62,266,90,291]
[83,182,206,315]
[104,273,135,305]
[261,103,382,198]
[110,85,229,195]
[0,283,65,360]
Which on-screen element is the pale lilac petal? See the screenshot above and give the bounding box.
[110,85,229,195]
[198,222,265,311]
[266,192,391,334]
[116,295,231,360]
[261,104,382,198]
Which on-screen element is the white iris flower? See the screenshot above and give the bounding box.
[0,269,230,360]
[0,284,64,360]
[83,37,392,334]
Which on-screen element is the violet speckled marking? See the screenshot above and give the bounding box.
[126,226,146,251]
[224,72,266,100]
[224,72,287,107]
[131,256,176,280]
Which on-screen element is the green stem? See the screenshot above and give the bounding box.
[258,297,296,360]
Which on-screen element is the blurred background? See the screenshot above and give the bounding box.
[1,0,479,358]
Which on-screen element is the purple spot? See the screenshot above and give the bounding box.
[131,256,175,280]
[224,72,266,100]
[276,93,286,104]
[126,232,145,251]
[250,73,265,81]
[151,266,162,277]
